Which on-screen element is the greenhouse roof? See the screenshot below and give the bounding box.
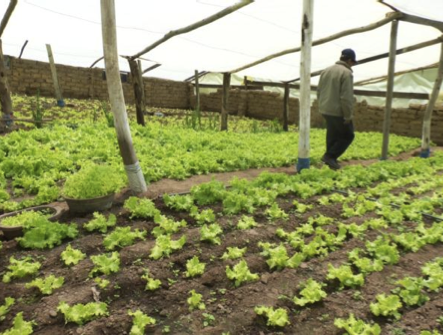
[1,0,442,89]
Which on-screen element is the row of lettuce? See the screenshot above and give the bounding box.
[2,153,443,333]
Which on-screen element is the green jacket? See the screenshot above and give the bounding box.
[317,61,354,120]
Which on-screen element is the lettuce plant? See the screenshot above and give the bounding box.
[128,309,156,335]
[370,294,402,319]
[152,214,187,237]
[3,256,41,283]
[226,260,259,287]
[326,264,364,289]
[1,312,35,335]
[334,313,381,335]
[123,197,160,219]
[83,212,117,233]
[200,223,223,245]
[221,247,247,260]
[90,252,121,277]
[293,278,327,306]
[57,301,108,325]
[236,215,257,230]
[0,297,15,321]
[103,227,146,251]
[185,256,206,278]
[254,306,290,327]
[62,164,124,199]
[25,274,64,295]
[141,271,161,291]
[150,235,186,260]
[187,289,205,311]
[61,244,86,266]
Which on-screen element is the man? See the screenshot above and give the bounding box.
[317,48,357,170]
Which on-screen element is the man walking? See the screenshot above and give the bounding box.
[317,48,357,170]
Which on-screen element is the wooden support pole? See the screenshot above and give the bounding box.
[18,40,28,59]
[195,70,200,114]
[0,0,17,38]
[421,42,443,157]
[381,20,399,160]
[283,83,289,131]
[46,44,65,107]
[127,58,146,126]
[101,0,147,194]
[220,72,231,131]
[297,0,314,172]
[0,39,13,129]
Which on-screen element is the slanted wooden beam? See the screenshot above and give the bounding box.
[381,20,399,160]
[220,72,231,131]
[229,12,401,74]
[130,0,253,60]
[287,36,443,83]
[18,40,28,59]
[0,0,17,37]
[421,42,443,157]
[399,13,443,32]
[101,0,147,194]
[185,71,208,82]
[142,63,161,74]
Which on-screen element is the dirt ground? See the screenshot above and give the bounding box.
[1,148,443,335]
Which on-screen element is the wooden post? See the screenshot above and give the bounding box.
[128,58,146,126]
[220,72,230,131]
[46,44,65,107]
[381,20,399,160]
[195,69,200,114]
[0,39,12,129]
[101,0,147,194]
[297,0,314,172]
[283,83,289,131]
[421,42,443,158]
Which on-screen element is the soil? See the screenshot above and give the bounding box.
[1,149,443,335]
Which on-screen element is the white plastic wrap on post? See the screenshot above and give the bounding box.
[124,162,147,194]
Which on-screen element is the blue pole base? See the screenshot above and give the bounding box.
[420,148,430,158]
[296,158,310,173]
[57,99,66,107]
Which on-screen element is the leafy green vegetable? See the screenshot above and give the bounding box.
[0,297,15,321]
[61,244,86,266]
[62,164,124,199]
[265,203,289,221]
[3,256,41,283]
[236,215,258,230]
[123,197,160,219]
[17,220,78,250]
[370,294,402,319]
[57,301,108,325]
[226,260,259,287]
[0,210,49,227]
[1,312,35,335]
[334,313,381,335]
[187,289,205,311]
[393,277,429,307]
[254,306,290,327]
[25,274,64,295]
[163,194,194,211]
[200,223,223,245]
[90,252,121,277]
[83,212,117,233]
[103,227,146,251]
[94,277,110,289]
[190,206,216,225]
[185,256,206,278]
[152,214,187,237]
[259,243,290,270]
[190,180,226,206]
[326,264,364,289]
[293,278,327,306]
[221,247,247,260]
[150,235,186,260]
[141,271,162,291]
[128,309,156,335]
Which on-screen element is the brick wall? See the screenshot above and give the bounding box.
[5,55,443,144]
[6,56,190,109]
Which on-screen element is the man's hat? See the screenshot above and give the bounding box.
[341,48,358,63]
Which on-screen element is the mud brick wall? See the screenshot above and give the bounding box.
[6,56,190,109]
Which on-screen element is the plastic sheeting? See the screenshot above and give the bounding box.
[0,0,442,94]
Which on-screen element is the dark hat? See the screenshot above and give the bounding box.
[341,48,357,63]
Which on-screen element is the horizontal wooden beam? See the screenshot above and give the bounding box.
[200,79,430,100]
